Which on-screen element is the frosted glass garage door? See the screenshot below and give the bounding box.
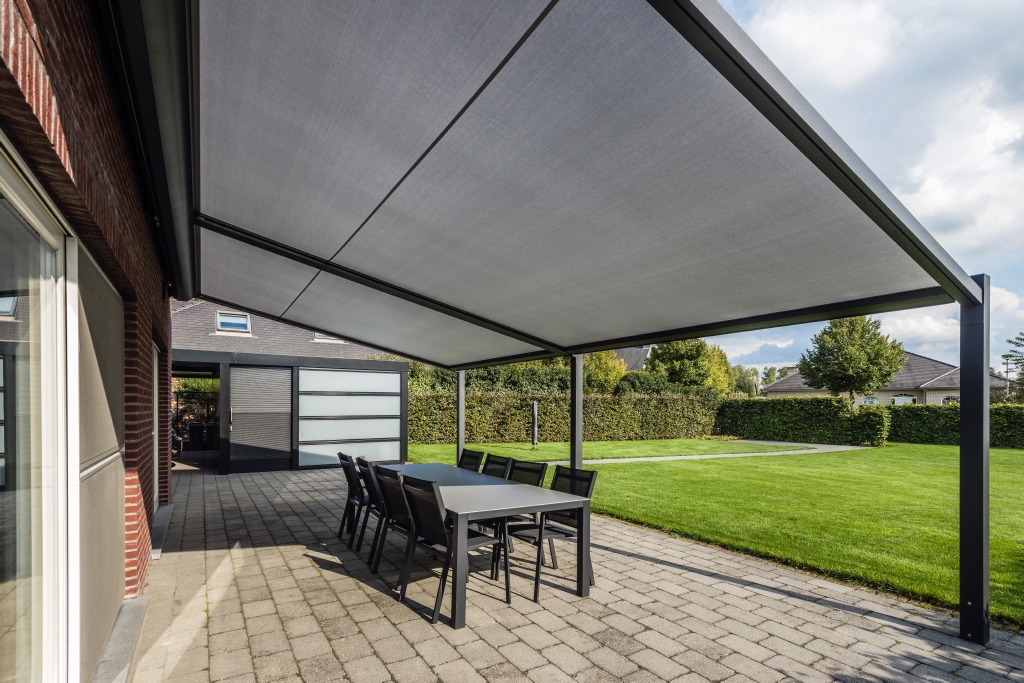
[297,368,402,466]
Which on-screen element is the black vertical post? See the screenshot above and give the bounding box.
[457,369,466,460]
[532,400,539,448]
[960,273,990,645]
[290,366,299,470]
[218,363,231,475]
[570,354,583,469]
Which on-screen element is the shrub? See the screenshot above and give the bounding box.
[887,403,1024,448]
[408,394,718,444]
[714,397,888,446]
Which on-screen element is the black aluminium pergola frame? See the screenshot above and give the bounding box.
[99,0,993,644]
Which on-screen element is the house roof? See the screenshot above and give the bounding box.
[132,1,982,368]
[763,351,1006,392]
[171,300,380,360]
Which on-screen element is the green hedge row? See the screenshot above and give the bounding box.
[408,394,718,444]
[887,404,1024,448]
[713,397,889,447]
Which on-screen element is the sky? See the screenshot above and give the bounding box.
[707,0,1024,377]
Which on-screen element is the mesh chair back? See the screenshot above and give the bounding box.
[457,449,485,472]
[372,465,412,528]
[547,465,597,529]
[356,457,383,510]
[507,460,548,487]
[401,476,450,547]
[481,454,512,479]
[338,457,365,501]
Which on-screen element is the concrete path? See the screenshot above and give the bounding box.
[564,441,867,466]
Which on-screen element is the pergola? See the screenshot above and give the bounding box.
[110,0,991,643]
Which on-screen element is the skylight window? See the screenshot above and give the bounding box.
[216,311,250,333]
[0,296,16,317]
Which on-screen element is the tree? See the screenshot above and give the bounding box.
[760,366,779,388]
[797,316,905,401]
[732,365,759,397]
[646,339,713,386]
[613,371,669,396]
[583,350,627,395]
[706,345,733,397]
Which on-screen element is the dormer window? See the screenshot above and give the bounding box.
[217,311,250,333]
[0,296,16,317]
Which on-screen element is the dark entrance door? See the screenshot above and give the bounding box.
[229,366,292,472]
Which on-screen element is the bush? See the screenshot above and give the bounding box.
[408,394,718,444]
[714,397,888,447]
[887,403,1024,448]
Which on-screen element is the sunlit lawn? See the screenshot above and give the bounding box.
[408,440,1024,626]
[407,438,804,466]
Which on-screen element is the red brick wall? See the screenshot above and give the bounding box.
[0,0,172,595]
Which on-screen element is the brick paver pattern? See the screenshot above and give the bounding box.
[128,469,1024,683]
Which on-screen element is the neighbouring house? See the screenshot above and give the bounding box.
[614,344,653,371]
[171,300,408,474]
[763,351,1007,405]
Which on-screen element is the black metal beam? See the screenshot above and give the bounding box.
[647,0,981,306]
[450,286,953,370]
[457,370,466,459]
[960,274,990,644]
[570,354,583,470]
[195,217,564,355]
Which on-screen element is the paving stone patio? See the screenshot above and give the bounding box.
[128,468,1024,683]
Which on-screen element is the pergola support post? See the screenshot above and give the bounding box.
[457,370,466,459]
[570,354,583,469]
[960,273,990,645]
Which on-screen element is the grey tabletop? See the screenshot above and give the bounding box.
[380,463,588,518]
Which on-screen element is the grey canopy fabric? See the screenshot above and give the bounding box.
[191,0,977,368]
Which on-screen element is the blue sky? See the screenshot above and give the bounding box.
[708,0,1024,376]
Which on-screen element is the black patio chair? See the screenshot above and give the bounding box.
[399,475,510,622]
[481,459,549,553]
[457,449,485,472]
[481,453,512,479]
[370,465,415,576]
[509,465,598,601]
[355,457,387,555]
[337,456,368,547]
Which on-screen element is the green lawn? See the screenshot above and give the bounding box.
[407,438,804,466]
[588,443,1024,627]
[407,440,1024,626]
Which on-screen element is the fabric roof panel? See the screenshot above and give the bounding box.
[333,0,937,348]
[199,230,318,317]
[283,270,546,368]
[197,0,552,258]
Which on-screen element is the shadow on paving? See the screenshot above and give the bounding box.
[126,468,1024,683]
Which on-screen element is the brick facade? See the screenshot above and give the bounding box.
[0,0,172,595]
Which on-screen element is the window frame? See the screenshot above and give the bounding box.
[216,310,251,333]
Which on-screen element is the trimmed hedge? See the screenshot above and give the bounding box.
[887,404,1024,448]
[714,397,889,447]
[408,394,718,444]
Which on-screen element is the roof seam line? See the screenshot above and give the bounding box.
[327,0,561,261]
[280,271,319,319]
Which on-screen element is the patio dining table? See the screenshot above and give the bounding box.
[379,462,591,628]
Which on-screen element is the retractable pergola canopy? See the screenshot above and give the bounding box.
[166,0,982,369]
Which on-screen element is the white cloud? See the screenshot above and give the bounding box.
[897,81,1024,258]
[747,0,900,89]
[878,305,960,362]
[713,336,794,359]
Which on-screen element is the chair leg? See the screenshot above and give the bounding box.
[502,520,511,604]
[338,500,354,538]
[348,501,364,548]
[397,530,417,603]
[548,537,558,570]
[367,514,385,564]
[371,521,390,574]
[355,506,373,551]
[432,546,453,624]
[534,515,545,603]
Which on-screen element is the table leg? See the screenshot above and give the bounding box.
[451,512,469,628]
[577,501,590,597]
